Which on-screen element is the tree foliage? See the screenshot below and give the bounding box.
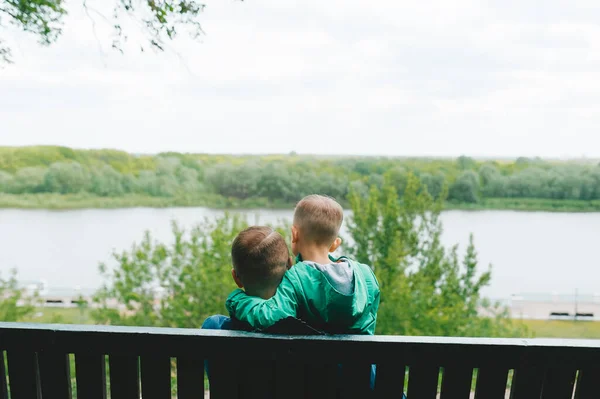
[92,215,249,327]
[2,146,600,207]
[346,174,527,337]
[90,165,125,197]
[11,166,46,193]
[0,270,37,321]
[0,0,207,63]
[449,171,480,204]
[44,162,90,194]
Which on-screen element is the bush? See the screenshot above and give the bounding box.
[44,162,90,194]
[134,170,179,197]
[0,171,13,193]
[92,215,250,327]
[205,164,259,200]
[347,173,526,337]
[449,171,480,203]
[11,167,47,194]
[90,165,125,197]
[0,270,37,321]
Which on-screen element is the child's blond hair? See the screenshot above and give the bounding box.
[293,195,343,246]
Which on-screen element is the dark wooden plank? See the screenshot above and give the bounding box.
[510,365,545,399]
[109,354,139,399]
[236,358,274,399]
[75,353,106,399]
[541,367,577,399]
[304,363,338,399]
[374,363,406,399]
[440,365,473,399]
[338,363,373,399]
[475,366,509,399]
[38,350,71,399]
[274,358,304,399]
[207,357,239,399]
[6,350,40,399]
[176,356,204,399]
[3,322,600,374]
[0,351,8,399]
[140,355,171,399]
[574,368,600,399]
[408,365,439,399]
[0,322,530,368]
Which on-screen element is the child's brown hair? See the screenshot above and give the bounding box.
[231,226,290,295]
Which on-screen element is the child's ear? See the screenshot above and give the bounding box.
[291,225,299,243]
[286,256,293,270]
[231,268,244,288]
[329,237,342,253]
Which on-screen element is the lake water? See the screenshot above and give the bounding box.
[0,208,599,300]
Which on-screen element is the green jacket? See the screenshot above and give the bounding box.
[225,254,380,335]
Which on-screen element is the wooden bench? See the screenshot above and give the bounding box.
[1,322,600,398]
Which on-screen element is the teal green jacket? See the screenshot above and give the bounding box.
[225,254,380,335]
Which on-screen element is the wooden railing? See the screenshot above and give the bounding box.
[1,322,600,398]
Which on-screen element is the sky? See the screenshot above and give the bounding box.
[2,0,600,158]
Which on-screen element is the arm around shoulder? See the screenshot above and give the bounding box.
[225,274,299,330]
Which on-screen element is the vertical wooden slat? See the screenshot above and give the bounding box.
[176,356,204,399]
[574,368,600,399]
[274,359,304,399]
[440,365,473,399]
[38,350,72,399]
[109,354,139,399]
[140,355,171,399]
[237,359,274,399]
[510,366,545,399]
[338,363,373,399]
[0,351,8,399]
[6,350,40,399]
[75,353,106,399]
[475,366,509,399]
[207,358,239,399]
[408,365,439,399]
[541,367,577,399]
[305,364,338,399]
[374,363,406,399]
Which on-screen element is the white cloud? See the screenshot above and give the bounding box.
[1,0,600,157]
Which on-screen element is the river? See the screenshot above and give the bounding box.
[0,208,598,300]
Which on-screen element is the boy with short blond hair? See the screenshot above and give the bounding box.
[293,194,344,246]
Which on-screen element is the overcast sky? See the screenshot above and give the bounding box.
[2,0,600,158]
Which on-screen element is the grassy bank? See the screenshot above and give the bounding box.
[2,193,600,212]
[522,319,600,339]
[448,198,600,212]
[24,307,600,339]
[0,193,293,210]
[27,306,93,324]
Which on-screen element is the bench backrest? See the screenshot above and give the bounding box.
[1,322,600,398]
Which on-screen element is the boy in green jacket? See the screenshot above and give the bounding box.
[202,225,293,332]
[225,194,380,335]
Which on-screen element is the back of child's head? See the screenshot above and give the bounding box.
[231,226,290,296]
[293,194,344,247]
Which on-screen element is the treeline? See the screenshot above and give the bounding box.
[1,146,600,205]
[0,158,204,198]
